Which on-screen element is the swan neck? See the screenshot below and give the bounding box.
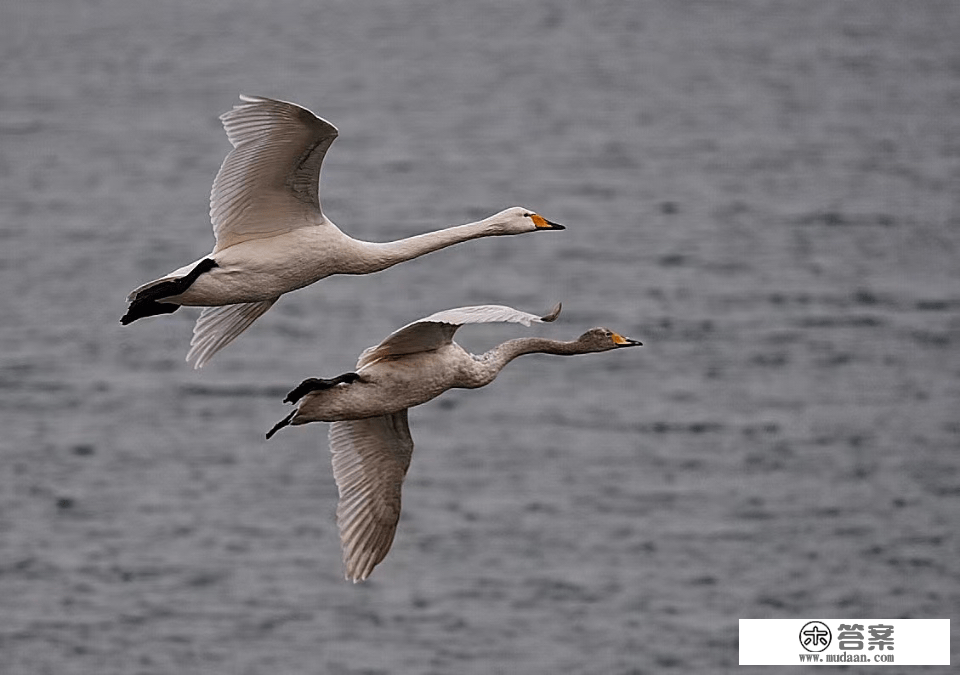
[483,337,581,371]
[357,219,500,272]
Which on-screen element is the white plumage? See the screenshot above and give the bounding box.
[121,96,564,368]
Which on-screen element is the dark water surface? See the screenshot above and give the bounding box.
[2,1,958,672]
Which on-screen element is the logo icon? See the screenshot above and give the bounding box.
[799,621,832,652]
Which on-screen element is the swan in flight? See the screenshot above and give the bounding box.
[120,95,564,368]
[266,303,642,581]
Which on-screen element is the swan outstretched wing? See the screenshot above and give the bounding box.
[211,95,339,251]
[186,299,278,369]
[357,303,561,368]
[328,411,414,582]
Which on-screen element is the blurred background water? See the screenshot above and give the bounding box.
[1,1,958,672]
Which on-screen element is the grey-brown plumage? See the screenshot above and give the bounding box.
[267,303,642,581]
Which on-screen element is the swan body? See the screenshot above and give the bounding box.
[121,95,564,368]
[266,303,642,581]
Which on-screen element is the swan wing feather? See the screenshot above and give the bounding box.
[210,95,339,251]
[356,303,560,368]
[328,411,414,581]
[186,299,278,369]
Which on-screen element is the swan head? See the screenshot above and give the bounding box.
[486,207,565,234]
[576,327,643,352]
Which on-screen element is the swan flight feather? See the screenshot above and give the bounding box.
[356,302,562,368]
[211,95,339,252]
[328,411,414,582]
[186,300,277,368]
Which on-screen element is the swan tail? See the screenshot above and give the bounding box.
[186,298,278,369]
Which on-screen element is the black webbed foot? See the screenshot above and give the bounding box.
[121,258,218,325]
[265,409,297,440]
[283,372,361,404]
[120,299,180,325]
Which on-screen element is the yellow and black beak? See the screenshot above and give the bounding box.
[529,213,565,230]
[612,332,643,347]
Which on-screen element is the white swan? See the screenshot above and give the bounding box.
[266,303,642,581]
[121,95,564,368]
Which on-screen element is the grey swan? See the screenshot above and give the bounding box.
[266,303,642,581]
